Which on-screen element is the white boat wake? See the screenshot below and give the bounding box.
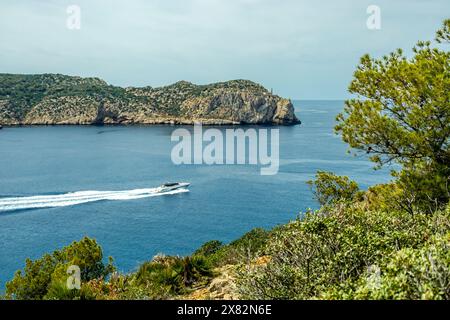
[0,187,189,212]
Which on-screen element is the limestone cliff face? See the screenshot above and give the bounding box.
[0,74,300,126]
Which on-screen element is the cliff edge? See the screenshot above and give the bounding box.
[0,74,300,126]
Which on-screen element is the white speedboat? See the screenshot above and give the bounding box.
[156,182,190,193]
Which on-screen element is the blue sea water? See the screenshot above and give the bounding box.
[0,100,393,290]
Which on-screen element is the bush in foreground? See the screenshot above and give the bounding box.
[237,202,450,300]
[5,237,114,300]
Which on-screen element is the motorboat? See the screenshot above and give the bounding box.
[156,182,190,193]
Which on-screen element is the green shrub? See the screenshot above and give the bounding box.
[5,237,114,300]
[205,228,270,267]
[194,240,224,257]
[237,203,450,299]
[325,233,450,300]
[307,171,362,207]
[365,183,404,212]
[133,255,213,298]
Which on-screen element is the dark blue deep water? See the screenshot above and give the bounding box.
[0,100,393,289]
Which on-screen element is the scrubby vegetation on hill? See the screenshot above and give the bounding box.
[238,184,450,300]
[3,199,449,300]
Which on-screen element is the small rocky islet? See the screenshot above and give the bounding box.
[0,74,300,126]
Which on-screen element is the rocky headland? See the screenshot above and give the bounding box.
[0,74,300,126]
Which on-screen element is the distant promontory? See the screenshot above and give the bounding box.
[0,74,300,126]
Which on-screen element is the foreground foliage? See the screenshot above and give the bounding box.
[237,200,450,300]
[4,237,114,300]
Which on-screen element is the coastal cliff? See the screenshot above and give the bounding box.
[0,74,300,126]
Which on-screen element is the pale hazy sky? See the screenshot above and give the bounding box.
[0,0,448,99]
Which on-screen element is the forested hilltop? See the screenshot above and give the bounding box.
[2,20,449,300]
[0,74,299,126]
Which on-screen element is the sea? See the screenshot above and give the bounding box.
[0,100,393,290]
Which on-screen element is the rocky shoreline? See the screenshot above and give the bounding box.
[0,74,300,127]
